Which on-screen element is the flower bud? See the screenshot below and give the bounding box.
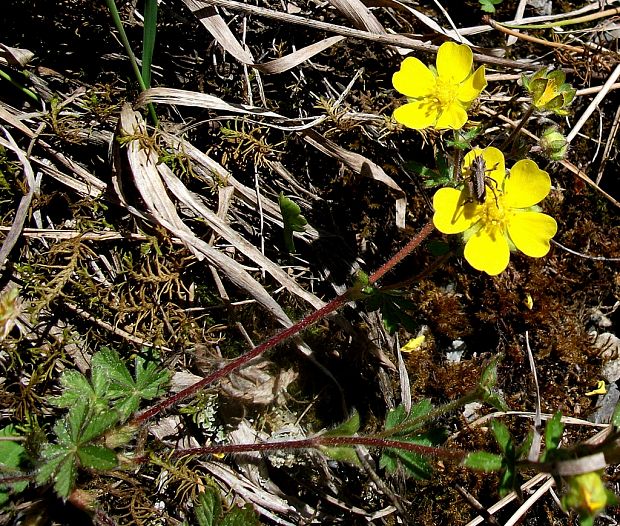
[522,68,576,115]
[539,127,569,161]
[562,471,617,520]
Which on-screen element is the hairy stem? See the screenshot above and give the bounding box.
[131,220,435,425]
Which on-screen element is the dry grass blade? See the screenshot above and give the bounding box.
[136,87,286,118]
[326,0,386,33]
[159,130,319,240]
[182,0,349,75]
[0,102,106,196]
[114,104,304,331]
[0,43,34,67]
[158,162,326,310]
[0,129,36,271]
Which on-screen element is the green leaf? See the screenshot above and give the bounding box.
[220,505,261,526]
[141,0,158,89]
[52,370,98,408]
[194,487,222,526]
[77,445,117,470]
[463,451,503,472]
[0,426,28,506]
[379,428,445,479]
[36,443,77,499]
[93,348,169,421]
[544,412,564,458]
[92,347,133,397]
[54,454,78,499]
[324,411,360,437]
[379,446,432,479]
[321,446,360,465]
[490,419,513,456]
[611,399,620,428]
[80,411,120,443]
[385,400,433,436]
[278,192,307,253]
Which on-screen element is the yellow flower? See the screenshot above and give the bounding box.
[392,42,487,130]
[432,147,557,276]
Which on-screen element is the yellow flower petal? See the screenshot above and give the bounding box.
[458,65,487,103]
[433,187,480,233]
[463,147,506,188]
[464,227,510,275]
[504,159,551,208]
[401,335,425,353]
[435,102,468,130]
[393,100,438,129]
[436,42,472,84]
[507,211,557,257]
[392,57,436,98]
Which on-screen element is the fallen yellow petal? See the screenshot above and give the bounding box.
[401,335,426,353]
[585,380,607,396]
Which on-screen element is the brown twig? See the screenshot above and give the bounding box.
[484,16,586,54]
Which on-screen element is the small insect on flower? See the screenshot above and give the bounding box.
[464,154,498,205]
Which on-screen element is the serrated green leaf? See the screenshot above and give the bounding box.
[278,192,307,253]
[463,451,503,472]
[194,487,222,526]
[133,354,170,400]
[92,347,133,396]
[80,411,120,443]
[77,445,117,470]
[66,401,89,443]
[36,444,71,486]
[321,446,361,465]
[220,505,261,526]
[324,411,360,437]
[194,486,222,526]
[53,455,78,498]
[52,370,97,408]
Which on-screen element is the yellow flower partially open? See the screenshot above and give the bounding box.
[432,147,557,275]
[392,42,487,130]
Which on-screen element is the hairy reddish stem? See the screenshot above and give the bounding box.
[168,433,466,463]
[131,220,435,425]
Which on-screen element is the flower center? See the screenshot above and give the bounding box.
[434,77,459,106]
[478,191,508,234]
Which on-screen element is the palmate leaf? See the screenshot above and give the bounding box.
[93,348,170,421]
